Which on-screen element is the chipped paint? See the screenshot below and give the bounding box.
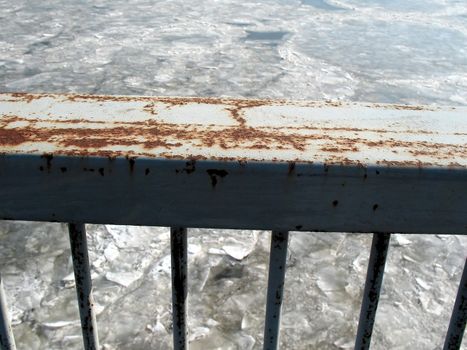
[264,230,289,350]
[0,93,466,168]
[68,223,99,350]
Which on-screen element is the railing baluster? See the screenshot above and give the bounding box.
[354,233,391,350]
[68,223,99,350]
[443,258,467,350]
[171,227,188,350]
[0,274,16,350]
[263,230,289,350]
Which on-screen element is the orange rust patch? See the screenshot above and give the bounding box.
[0,128,28,145]
[284,125,439,135]
[60,94,281,108]
[66,94,143,103]
[7,92,48,103]
[368,103,438,111]
[143,103,158,116]
[223,99,271,125]
[55,94,277,126]
[0,115,308,153]
[3,92,441,113]
[225,106,246,125]
[392,105,428,111]
[321,145,359,152]
[376,160,434,168]
[1,93,465,168]
[0,114,465,164]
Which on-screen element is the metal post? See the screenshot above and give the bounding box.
[171,227,188,350]
[263,230,289,350]
[68,223,99,350]
[354,233,391,350]
[0,275,16,350]
[443,258,467,350]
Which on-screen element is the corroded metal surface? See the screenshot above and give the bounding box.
[354,233,391,350]
[264,231,289,350]
[68,223,99,350]
[0,93,465,235]
[0,93,466,168]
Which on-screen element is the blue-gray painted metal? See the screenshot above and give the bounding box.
[68,223,99,350]
[0,93,466,234]
[264,231,289,350]
[0,275,16,350]
[354,233,391,350]
[444,258,467,350]
[171,227,188,350]
[0,156,465,235]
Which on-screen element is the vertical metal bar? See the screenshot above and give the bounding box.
[68,223,99,350]
[263,230,289,350]
[354,233,391,350]
[0,275,16,350]
[171,227,188,350]
[443,258,467,350]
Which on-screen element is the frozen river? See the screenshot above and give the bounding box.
[0,0,466,349]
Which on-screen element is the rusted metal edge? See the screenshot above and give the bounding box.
[0,153,465,234]
[263,231,289,350]
[1,92,466,169]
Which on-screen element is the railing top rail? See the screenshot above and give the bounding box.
[1,92,466,169]
[0,93,466,234]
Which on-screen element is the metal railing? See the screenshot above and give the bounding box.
[0,92,465,350]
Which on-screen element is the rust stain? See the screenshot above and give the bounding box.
[0,128,28,145]
[375,159,433,168]
[3,92,442,112]
[1,94,465,169]
[0,115,309,152]
[57,94,278,109]
[321,145,359,152]
[66,94,144,103]
[143,102,158,116]
[176,160,196,174]
[288,161,296,175]
[284,125,438,136]
[126,156,136,173]
[41,153,53,172]
[2,93,358,110]
[367,103,437,111]
[7,92,47,103]
[225,106,246,125]
[206,169,228,188]
[223,99,270,126]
